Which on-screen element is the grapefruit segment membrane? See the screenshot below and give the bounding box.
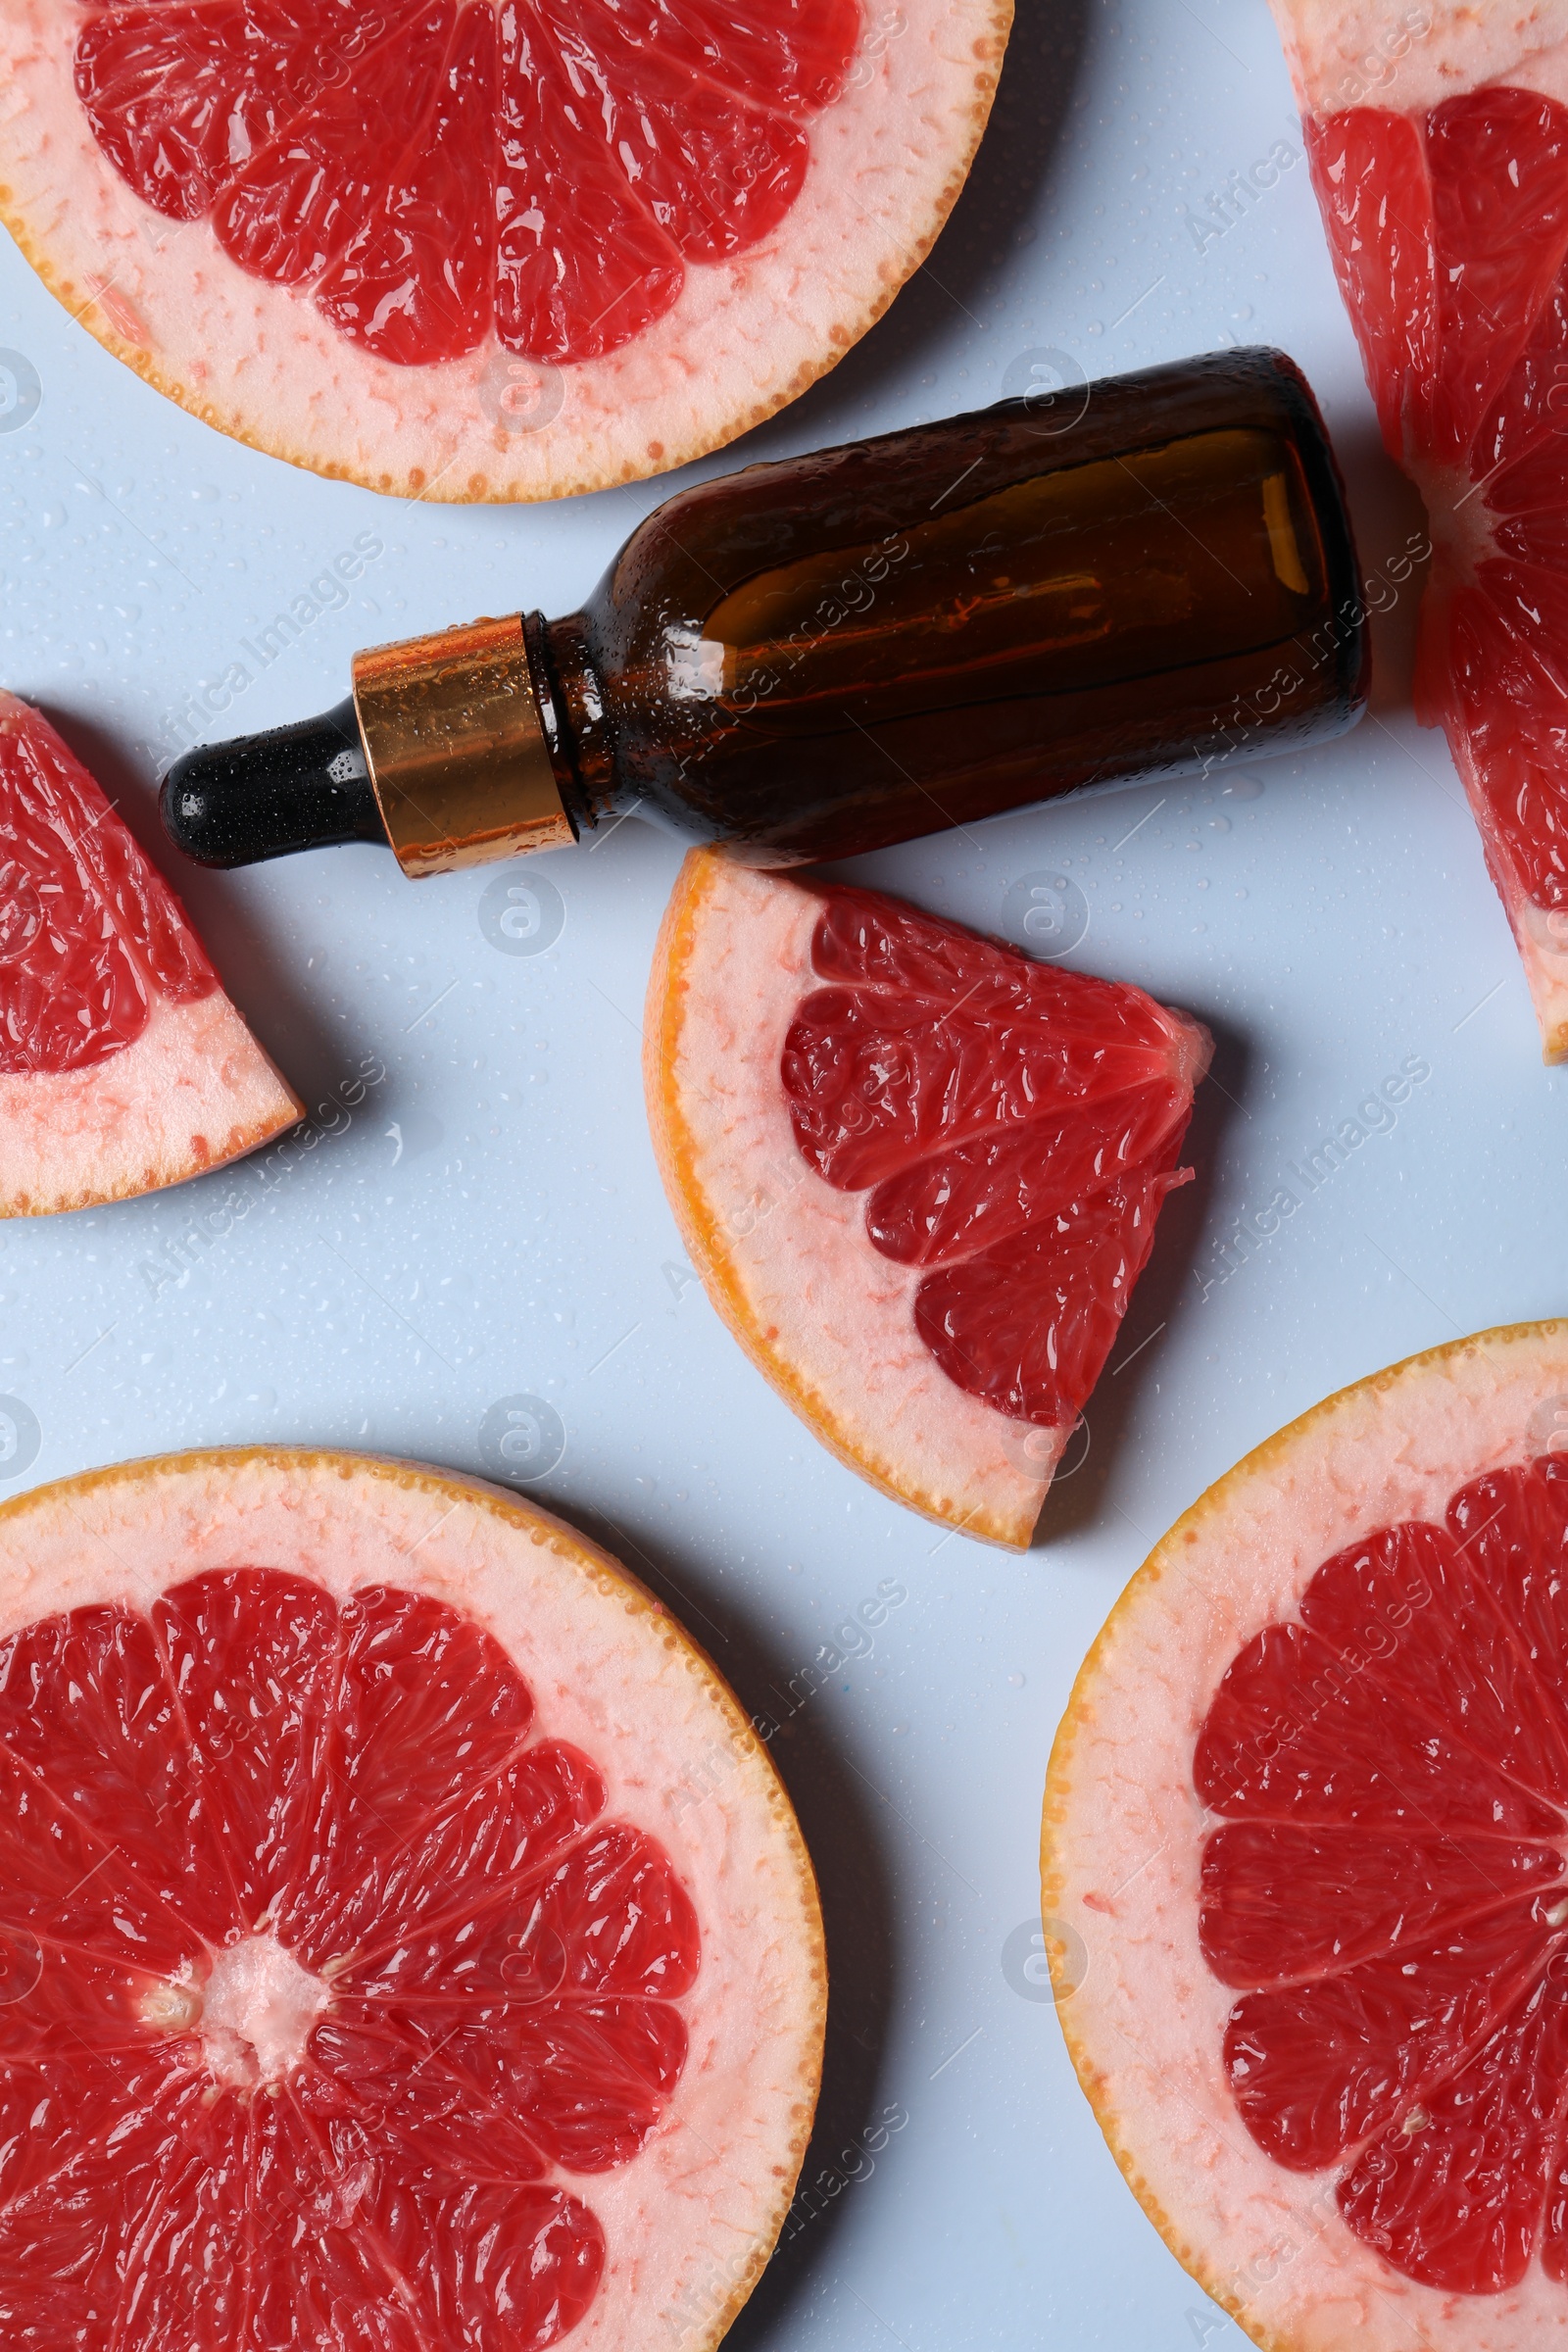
[0,692,302,1215]
[0,0,1010,496]
[1045,1323,1568,2350]
[1268,4,1568,1058]
[646,849,1210,1549]
[0,1448,823,2351]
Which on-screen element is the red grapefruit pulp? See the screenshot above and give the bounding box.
[0,0,1010,496]
[1046,1324,1568,2350]
[647,851,1211,1548]
[1199,1475,1568,2298]
[0,1450,823,2349]
[0,693,301,1215]
[1268,7,1568,1057]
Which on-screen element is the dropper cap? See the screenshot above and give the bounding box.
[161,695,385,866]
[162,613,574,876]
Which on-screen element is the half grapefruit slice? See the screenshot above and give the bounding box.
[645,849,1211,1550]
[0,1446,822,2349]
[0,693,301,1216]
[1268,6,1568,1059]
[0,0,1009,499]
[1045,1322,1568,2348]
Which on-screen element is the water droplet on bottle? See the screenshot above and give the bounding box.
[1221,773,1264,802]
[1209,814,1231,832]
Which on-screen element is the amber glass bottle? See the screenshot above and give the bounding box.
[162,348,1367,878]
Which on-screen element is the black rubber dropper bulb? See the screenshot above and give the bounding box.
[160,349,1370,881]
[163,696,389,865]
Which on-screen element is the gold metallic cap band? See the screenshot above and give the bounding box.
[352,613,572,878]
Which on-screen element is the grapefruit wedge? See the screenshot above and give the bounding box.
[645,849,1211,1550]
[0,0,1009,501]
[0,1446,823,2349]
[1269,5,1568,1060]
[1045,1322,1568,2349]
[0,693,301,1216]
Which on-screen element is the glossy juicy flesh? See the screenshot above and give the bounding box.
[0,1563,698,2346]
[1288,59,1568,1054]
[645,849,1209,1547]
[1,694,217,1075]
[0,692,301,1215]
[74,0,859,368]
[781,884,1204,1432]
[1200,1449,1568,2300]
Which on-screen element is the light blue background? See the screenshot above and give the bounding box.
[1,3,1562,2346]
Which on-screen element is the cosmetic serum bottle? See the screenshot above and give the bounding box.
[162,348,1368,881]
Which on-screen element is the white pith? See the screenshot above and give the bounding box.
[1267,2,1568,118]
[196,1932,330,2088]
[1044,1322,1568,2352]
[646,854,1064,1550]
[0,985,303,1216]
[0,0,1009,498]
[0,1449,824,2352]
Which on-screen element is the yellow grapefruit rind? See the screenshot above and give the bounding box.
[1043,1320,1568,2352]
[0,1446,826,2352]
[0,0,1011,502]
[645,847,1060,1551]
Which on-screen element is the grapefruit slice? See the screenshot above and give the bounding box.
[645,849,1211,1551]
[0,692,301,1216]
[1268,6,1568,1060]
[1044,1321,1568,2348]
[0,0,1009,500]
[0,1446,822,2349]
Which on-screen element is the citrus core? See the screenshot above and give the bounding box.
[0,1448,823,2349]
